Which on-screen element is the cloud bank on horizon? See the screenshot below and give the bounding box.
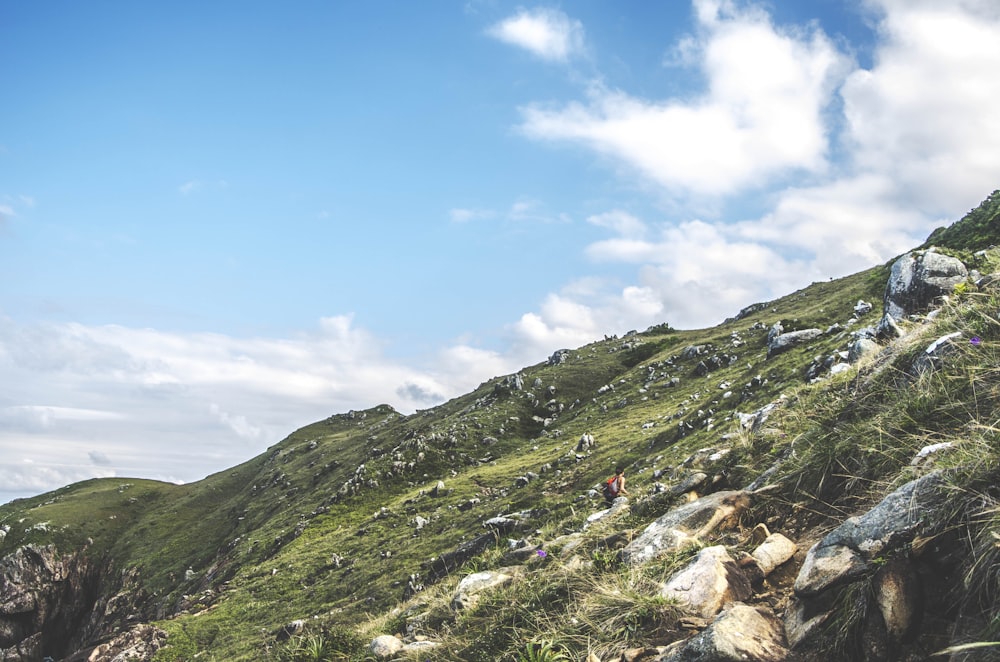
[2,0,1000,502]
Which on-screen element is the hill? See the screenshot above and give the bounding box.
[2,191,1000,661]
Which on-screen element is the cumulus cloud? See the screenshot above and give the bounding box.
[510,0,1000,335]
[519,1,851,197]
[488,7,585,62]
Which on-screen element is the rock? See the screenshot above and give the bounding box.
[370,634,404,658]
[751,533,798,577]
[848,337,879,362]
[787,471,949,652]
[883,250,968,322]
[912,331,963,375]
[548,349,570,365]
[767,329,823,358]
[623,491,752,565]
[793,471,948,597]
[879,250,968,338]
[585,497,630,526]
[873,557,922,643]
[658,603,789,661]
[79,623,168,661]
[451,570,513,611]
[276,619,305,641]
[402,640,441,653]
[793,543,867,597]
[854,300,873,316]
[660,546,751,619]
[0,544,133,659]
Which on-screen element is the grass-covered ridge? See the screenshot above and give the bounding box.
[3,192,1000,660]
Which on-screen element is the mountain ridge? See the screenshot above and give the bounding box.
[2,190,1000,661]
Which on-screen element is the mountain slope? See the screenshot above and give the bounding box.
[2,190,1000,661]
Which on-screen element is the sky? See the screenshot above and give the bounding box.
[2,0,1000,504]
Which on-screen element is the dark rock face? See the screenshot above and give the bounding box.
[0,545,151,661]
[0,545,102,660]
[786,472,949,657]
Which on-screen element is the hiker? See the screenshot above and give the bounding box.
[603,466,629,504]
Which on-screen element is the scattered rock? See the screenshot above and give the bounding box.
[370,634,404,658]
[658,603,789,661]
[767,329,823,358]
[451,570,514,611]
[750,533,798,577]
[623,491,752,565]
[660,546,752,619]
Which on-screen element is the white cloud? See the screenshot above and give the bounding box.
[0,315,515,502]
[840,0,1000,210]
[511,0,1000,335]
[587,210,646,239]
[519,1,851,197]
[488,7,585,62]
[449,207,496,223]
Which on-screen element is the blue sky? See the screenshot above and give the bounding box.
[2,0,999,503]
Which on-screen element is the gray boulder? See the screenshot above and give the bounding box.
[451,570,514,611]
[660,546,751,619]
[658,603,789,662]
[767,329,823,358]
[786,471,949,650]
[622,491,752,565]
[848,337,879,363]
[880,250,967,335]
[794,471,948,597]
[370,634,404,658]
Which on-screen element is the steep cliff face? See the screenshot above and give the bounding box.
[0,545,153,661]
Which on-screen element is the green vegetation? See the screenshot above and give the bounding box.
[3,192,1000,660]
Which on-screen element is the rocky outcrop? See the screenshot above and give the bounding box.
[785,471,950,655]
[67,623,167,662]
[623,491,751,565]
[0,545,103,660]
[0,545,151,661]
[879,249,967,337]
[767,329,823,358]
[451,570,514,611]
[660,546,751,619]
[657,603,789,662]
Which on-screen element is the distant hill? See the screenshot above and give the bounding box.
[2,190,1000,661]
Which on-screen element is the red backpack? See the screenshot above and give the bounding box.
[603,475,619,498]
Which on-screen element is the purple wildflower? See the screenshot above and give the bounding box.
[537,549,547,558]
[971,336,982,346]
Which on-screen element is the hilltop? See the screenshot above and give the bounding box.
[2,190,1000,661]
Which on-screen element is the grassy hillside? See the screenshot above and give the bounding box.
[3,192,1000,661]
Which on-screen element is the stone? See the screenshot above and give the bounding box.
[912,331,963,375]
[848,337,879,362]
[873,558,922,643]
[793,471,948,597]
[751,533,798,577]
[661,546,751,619]
[658,603,789,661]
[883,250,968,322]
[767,329,822,358]
[370,634,404,658]
[623,491,752,565]
[82,623,168,661]
[451,570,513,611]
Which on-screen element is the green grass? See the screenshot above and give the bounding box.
[6,195,1000,660]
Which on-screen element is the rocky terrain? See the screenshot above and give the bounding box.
[2,190,1000,661]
